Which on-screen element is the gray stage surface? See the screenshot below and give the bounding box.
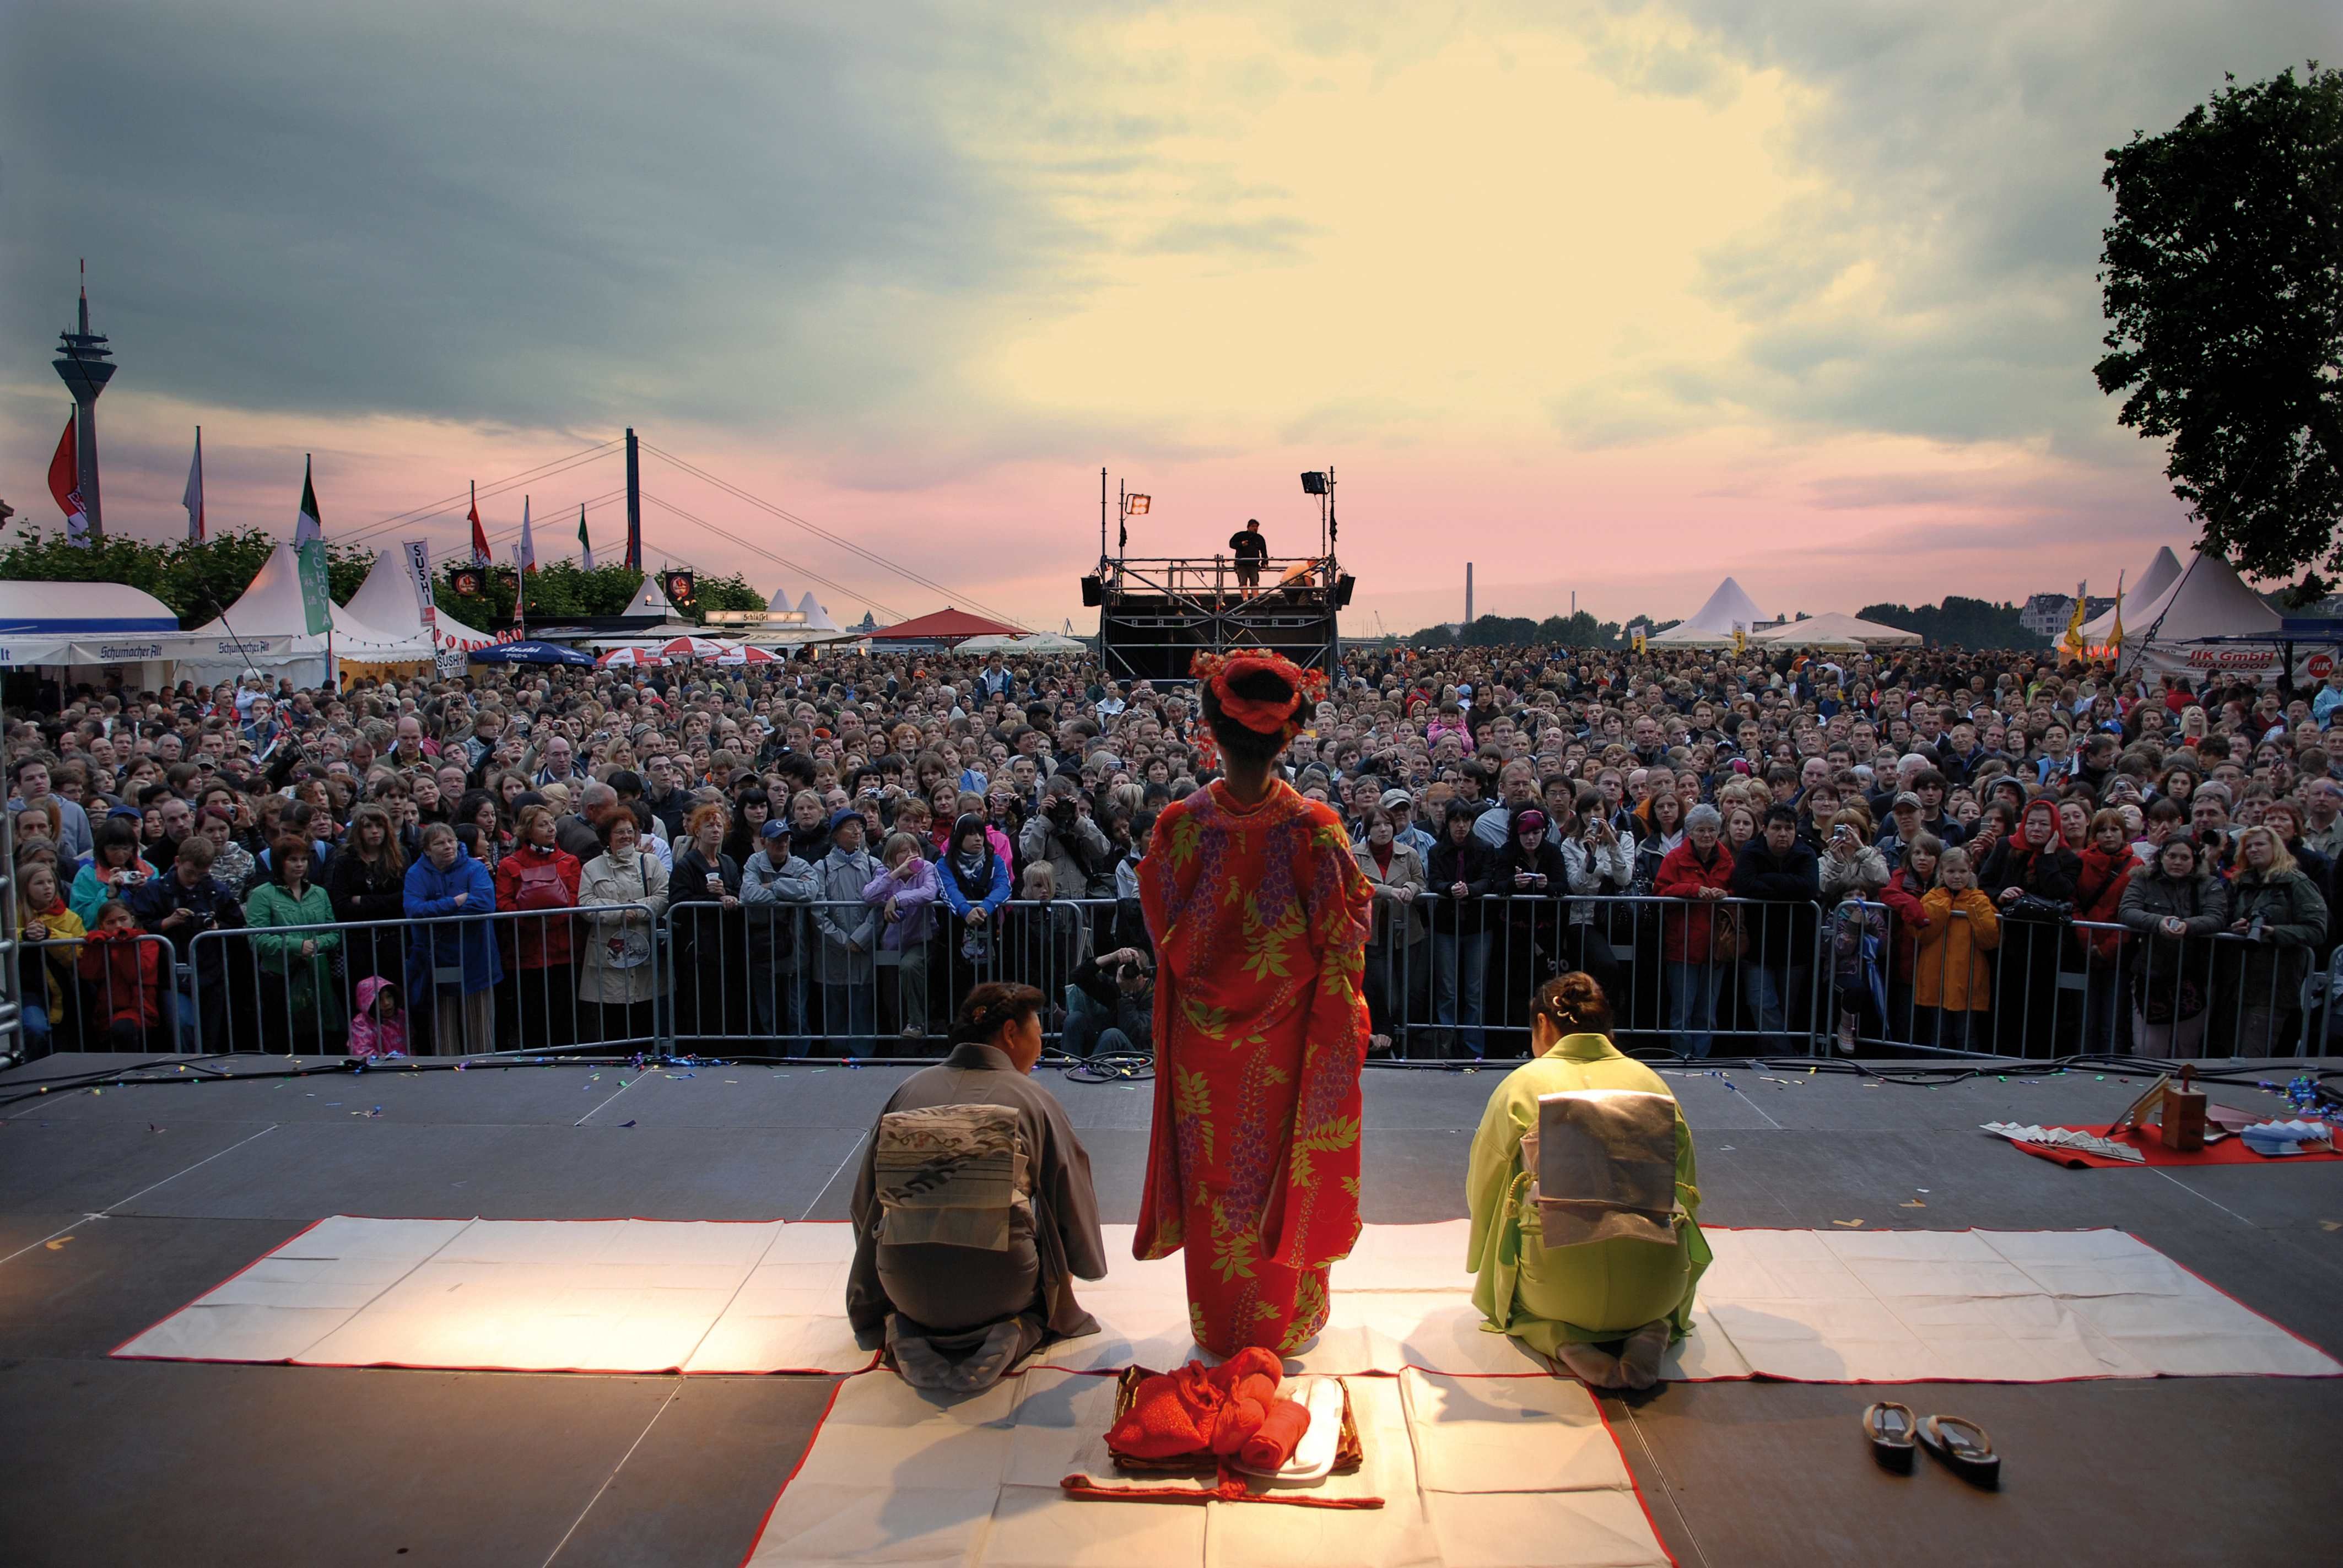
[4,1049,2341,1567]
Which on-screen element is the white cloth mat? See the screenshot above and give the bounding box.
[115,1218,2339,1383]
[745,1366,1671,1568]
[112,1216,873,1374]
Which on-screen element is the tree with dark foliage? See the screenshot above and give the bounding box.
[2096,66,2342,583]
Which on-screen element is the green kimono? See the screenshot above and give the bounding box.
[1466,1031,1711,1354]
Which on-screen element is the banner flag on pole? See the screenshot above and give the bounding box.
[577,504,594,570]
[182,427,205,541]
[293,455,323,546]
[468,483,492,565]
[517,495,537,572]
[2061,580,2089,658]
[47,412,89,548]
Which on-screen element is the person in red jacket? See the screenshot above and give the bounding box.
[1877,835,1938,1043]
[2074,808,2136,1055]
[495,803,583,1051]
[1653,804,1736,1057]
[77,900,166,1051]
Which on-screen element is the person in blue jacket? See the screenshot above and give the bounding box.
[937,812,1013,992]
[405,821,503,1055]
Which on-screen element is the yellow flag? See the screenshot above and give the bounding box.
[1731,628,1747,656]
[1632,628,1646,655]
[2060,582,2088,657]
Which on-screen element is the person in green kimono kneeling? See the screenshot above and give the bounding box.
[1466,971,1711,1390]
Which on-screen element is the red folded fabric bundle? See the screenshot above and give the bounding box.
[1110,1353,1287,1461]
[1240,1397,1312,1471]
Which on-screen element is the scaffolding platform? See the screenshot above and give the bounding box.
[1084,556,1352,682]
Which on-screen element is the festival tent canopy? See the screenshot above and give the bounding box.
[0,582,209,674]
[1650,577,1767,644]
[183,542,415,685]
[868,607,1019,643]
[766,584,794,613]
[342,547,500,654]
[2081,545,2184,641]
[1755,612,1923,648]
[2117,551,2282,645]
[796,592,840,632]
[957,632,1087,654]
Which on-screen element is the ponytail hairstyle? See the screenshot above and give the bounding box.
[1532,971,1614,1038]
[948,981,1046,1046]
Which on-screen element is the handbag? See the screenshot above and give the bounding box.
[1710,905,1744,964]
[602,855,652,970]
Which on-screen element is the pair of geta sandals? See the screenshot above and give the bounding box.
[1862,1402,1999,1488]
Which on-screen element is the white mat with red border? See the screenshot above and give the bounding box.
[112,1218,2339,1383]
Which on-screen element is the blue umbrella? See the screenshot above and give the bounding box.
[466,640,594,668]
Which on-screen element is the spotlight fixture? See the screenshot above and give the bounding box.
[1300,472,1327,495]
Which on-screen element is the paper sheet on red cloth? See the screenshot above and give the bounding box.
[2009,1123,2343,1170]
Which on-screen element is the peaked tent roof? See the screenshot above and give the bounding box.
[2081,545,2184,640]
[796,592,840,632]
[625,574,673,618]
[2119,551,2282,645]
[1755,612,1923,647]
[343,548,499,651]
[191,542,413,653]
[870,607,1018,641]
[1653,576,1767,641]
[766,583,794,613]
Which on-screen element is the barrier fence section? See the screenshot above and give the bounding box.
[1823,898,2325,1061]
[185,903,662,1058]
[23,888,2330,1063]
[17,933,180,1056]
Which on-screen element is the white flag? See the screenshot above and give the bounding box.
[293,456,322,545]
[577,504,594,571]
[516,495,537,572]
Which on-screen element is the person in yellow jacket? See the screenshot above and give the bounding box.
[1912,847,2000,1052]
[1466,971,1711,1390]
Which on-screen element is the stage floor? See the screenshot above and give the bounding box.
[4,1051,2341,1566]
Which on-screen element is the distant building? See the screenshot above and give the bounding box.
[2020,593,2117,637]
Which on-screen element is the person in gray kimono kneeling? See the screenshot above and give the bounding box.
[847,982,1109,1393]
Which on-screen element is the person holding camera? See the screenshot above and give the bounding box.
[1065,944,1153,1057]
[1020,775,1114,901]
[70,816,156,928]
[125,834,244,1051]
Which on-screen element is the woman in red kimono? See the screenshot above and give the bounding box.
[1137,650,1374,1358]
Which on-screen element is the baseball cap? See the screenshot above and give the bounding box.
[1379,788,1413,810]
[760,818,787,839]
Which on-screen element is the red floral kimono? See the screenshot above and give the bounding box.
[1136,778,1374,1356]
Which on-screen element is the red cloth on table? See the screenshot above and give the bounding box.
[2011,1123,2343,1170]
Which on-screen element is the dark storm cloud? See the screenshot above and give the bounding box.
[0,2,1082,434]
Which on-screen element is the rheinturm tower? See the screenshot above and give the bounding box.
[52,279,117,539]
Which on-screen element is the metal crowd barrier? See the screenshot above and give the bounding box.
[1365,892,1831,1061]
[1823,898,2325,1062]
[37,883,2329,1066]
[14,933,180,1056]
[662,896,1132,1057]
[186,902,661,1057]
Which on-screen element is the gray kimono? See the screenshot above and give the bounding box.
[846,1042,1108,1343]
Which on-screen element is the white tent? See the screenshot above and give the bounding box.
[958,632,1087,655]
[1650,577,1767,645]
[796,591,839,632]
[2120,551,2280,644]
[1755,612,1923,648]
[183,543,416,686]
[626,574,674,618]
[766,583,794,613]
[0,581,223,685]
[341,548,501,673]
[2081,545,2183,642]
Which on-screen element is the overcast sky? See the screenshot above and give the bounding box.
[2,1,2335,630]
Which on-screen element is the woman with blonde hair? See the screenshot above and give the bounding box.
[2217,825,2327,1053]
[1465,972,1711,1390]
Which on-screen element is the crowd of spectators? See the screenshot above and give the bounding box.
[8,637,2339,1062]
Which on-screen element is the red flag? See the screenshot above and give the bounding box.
[468,482,490,565]
[47,413,89,544]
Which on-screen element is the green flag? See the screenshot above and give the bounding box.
[296,540,332,636]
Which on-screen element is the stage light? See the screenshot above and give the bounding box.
[1300,472,1327,495]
